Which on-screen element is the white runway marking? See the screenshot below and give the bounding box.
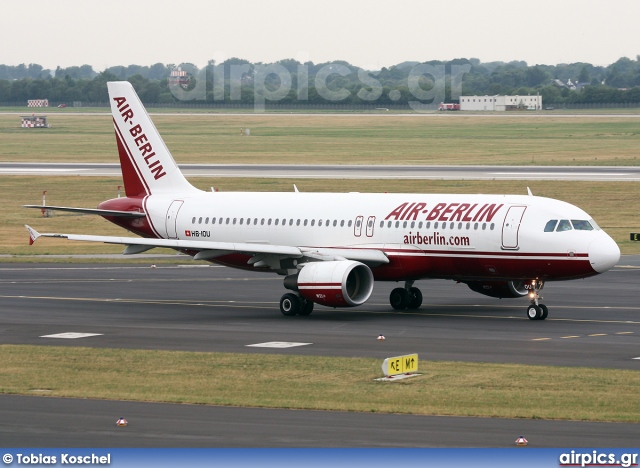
[40,332,103,339]
[246,341,312,348]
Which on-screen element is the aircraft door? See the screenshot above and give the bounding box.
[366,216,376,237]
[501,205,527,250]
[166,200,184,239]
[354,216,363,237]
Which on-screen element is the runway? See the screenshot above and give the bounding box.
[0,260,638,446]
[2,162,640,181]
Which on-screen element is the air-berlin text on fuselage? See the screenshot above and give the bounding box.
[385,202,504,223]
[113,96,167,180]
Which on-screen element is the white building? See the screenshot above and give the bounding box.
[460,95,542,111]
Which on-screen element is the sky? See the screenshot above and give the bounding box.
[2,0,639,70]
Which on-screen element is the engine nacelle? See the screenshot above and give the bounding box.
[284,260,374,307]
[464,280,528,299]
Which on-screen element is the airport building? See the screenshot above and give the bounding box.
[460,95,542,111]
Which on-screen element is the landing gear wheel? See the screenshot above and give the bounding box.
[407,287,423,310]
[390,288,410,310]
[298,298,314,316]
[527,304,541,320]
[539,304,548,320]
[280,293,300,316]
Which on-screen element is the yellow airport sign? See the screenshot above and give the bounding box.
[382,353,418,376]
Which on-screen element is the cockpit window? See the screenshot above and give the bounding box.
[544,220,558,232]
[556,219,572,232]
[571,220,594,231]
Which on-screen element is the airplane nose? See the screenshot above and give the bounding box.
[589,233,620,273]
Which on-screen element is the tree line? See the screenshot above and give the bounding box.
[1,56,639,106]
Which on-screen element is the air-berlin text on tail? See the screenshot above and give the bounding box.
[113,96,167,181]
[385,202,504,223]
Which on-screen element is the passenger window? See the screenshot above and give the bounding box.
[239,218,243,225]
[192,217,196,224]
[333,220,337,227]
[380,221,384,228]
[275,219,279,226]
[296,219,301,226]
[205,217,209,224]
[268,219,272,225]
[571,220,594,231]
[311,220,316,226]
[556,220,572,231]
[348,220,352,227]
[340,220,344,227]
[198,217,203,224]
[544,220,557,232]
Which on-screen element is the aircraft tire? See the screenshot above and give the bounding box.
[527,304,541,320]
[280,293,300,316]
[539,304,548,320]
[407,287,423,309]
[298,299,314,316]
[390,288,410,310]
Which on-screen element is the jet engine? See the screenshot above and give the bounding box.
[464,280,528,299]
[284,260,374,307]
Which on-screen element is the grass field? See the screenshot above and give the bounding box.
[2,345,639,423]
[2,112,639,422]
[1,114,639,166]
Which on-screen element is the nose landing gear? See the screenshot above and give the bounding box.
[526,280,548,320]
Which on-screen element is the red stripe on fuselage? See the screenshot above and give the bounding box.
[206,250,596,282]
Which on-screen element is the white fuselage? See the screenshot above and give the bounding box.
[140,190,619,282]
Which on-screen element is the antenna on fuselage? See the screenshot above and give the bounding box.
[294,184,299,193]
[527,187,533,196]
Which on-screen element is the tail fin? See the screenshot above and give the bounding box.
[108,81,197,197]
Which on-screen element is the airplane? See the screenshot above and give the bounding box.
[24,81,621,321]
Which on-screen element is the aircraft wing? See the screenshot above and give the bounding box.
[24,225,389,265]
[24,205,146,218]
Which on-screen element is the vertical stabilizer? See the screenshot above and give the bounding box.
[108,81,197,197]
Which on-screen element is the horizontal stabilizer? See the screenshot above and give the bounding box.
[24,205,146,218]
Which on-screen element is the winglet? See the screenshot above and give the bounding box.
[25,225,40,245]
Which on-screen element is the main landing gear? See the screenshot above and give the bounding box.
[526,280,548,320]
[279,293,314,316]
[389,280,423,310]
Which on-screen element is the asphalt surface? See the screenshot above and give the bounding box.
[3,162,640,181]
[0,260,639,447]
